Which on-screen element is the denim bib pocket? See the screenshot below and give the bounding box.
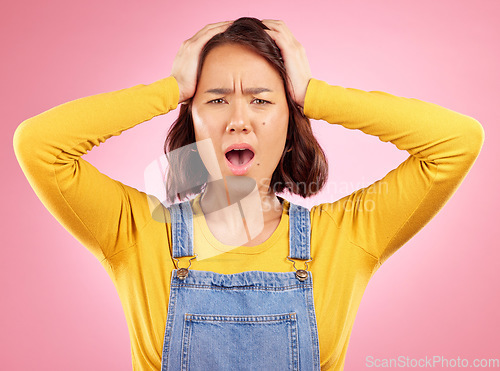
[180,312,299,370]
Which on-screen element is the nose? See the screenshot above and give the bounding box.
[225,99,252,134]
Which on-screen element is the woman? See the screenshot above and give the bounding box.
[13,17,484,371]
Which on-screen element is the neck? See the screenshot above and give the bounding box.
[199,175,283,239]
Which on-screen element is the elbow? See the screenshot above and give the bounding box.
[463,117,485,160]
[13,120,30,162]
[13,118,38,168]
[446,115,485,163]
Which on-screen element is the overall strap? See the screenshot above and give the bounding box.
[288,203,312,260]
[168,200,194,258]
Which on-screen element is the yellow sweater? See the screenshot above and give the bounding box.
[13,76,484,370]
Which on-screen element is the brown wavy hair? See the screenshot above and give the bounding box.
[164,17,328,203]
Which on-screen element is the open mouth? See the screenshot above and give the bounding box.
[225,149,255,166]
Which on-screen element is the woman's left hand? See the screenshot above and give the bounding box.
[262,20,312,108]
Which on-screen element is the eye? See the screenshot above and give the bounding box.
[208,98,226,104]
[252,98,271,105]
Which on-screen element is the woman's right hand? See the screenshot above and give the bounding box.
[170,21,233,104]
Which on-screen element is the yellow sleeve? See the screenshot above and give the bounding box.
[13,76,180,262]
[304,78,484,265]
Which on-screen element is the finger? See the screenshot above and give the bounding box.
[264,28,279,41]
[261,19,284,27]
[262,19,290,33]
[263,28,276,37]
[263,28,289,53]
[205,20,233,28]
[263,29,281,49]
[190,21,233,44]
[200,20,233,34]
[263,22,296,45]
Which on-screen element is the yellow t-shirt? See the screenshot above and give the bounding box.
[13,76,484,370]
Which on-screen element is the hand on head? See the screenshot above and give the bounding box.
[262,20,312,108]
[170,18,311,107]
[170,21,233,104]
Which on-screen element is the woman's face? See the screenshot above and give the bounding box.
[191,43,289,193]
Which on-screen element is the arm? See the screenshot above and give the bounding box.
[262,20,484,264]
[13,77,179,261]
[13,21,232,263]
[305,78,484,264]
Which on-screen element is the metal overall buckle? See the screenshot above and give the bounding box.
[172,254,198,280]
[286,256,313,282]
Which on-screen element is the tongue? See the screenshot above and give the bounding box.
[226,149,254,166]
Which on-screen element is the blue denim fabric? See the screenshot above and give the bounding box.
[161,200,321,370]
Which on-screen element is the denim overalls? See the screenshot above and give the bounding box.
[161,199,321,370]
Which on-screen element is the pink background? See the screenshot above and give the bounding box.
[3,0,499,370]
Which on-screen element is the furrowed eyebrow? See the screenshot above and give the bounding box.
[245,87,272,94]
[204,88,232,95]
[204,87,273,95]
